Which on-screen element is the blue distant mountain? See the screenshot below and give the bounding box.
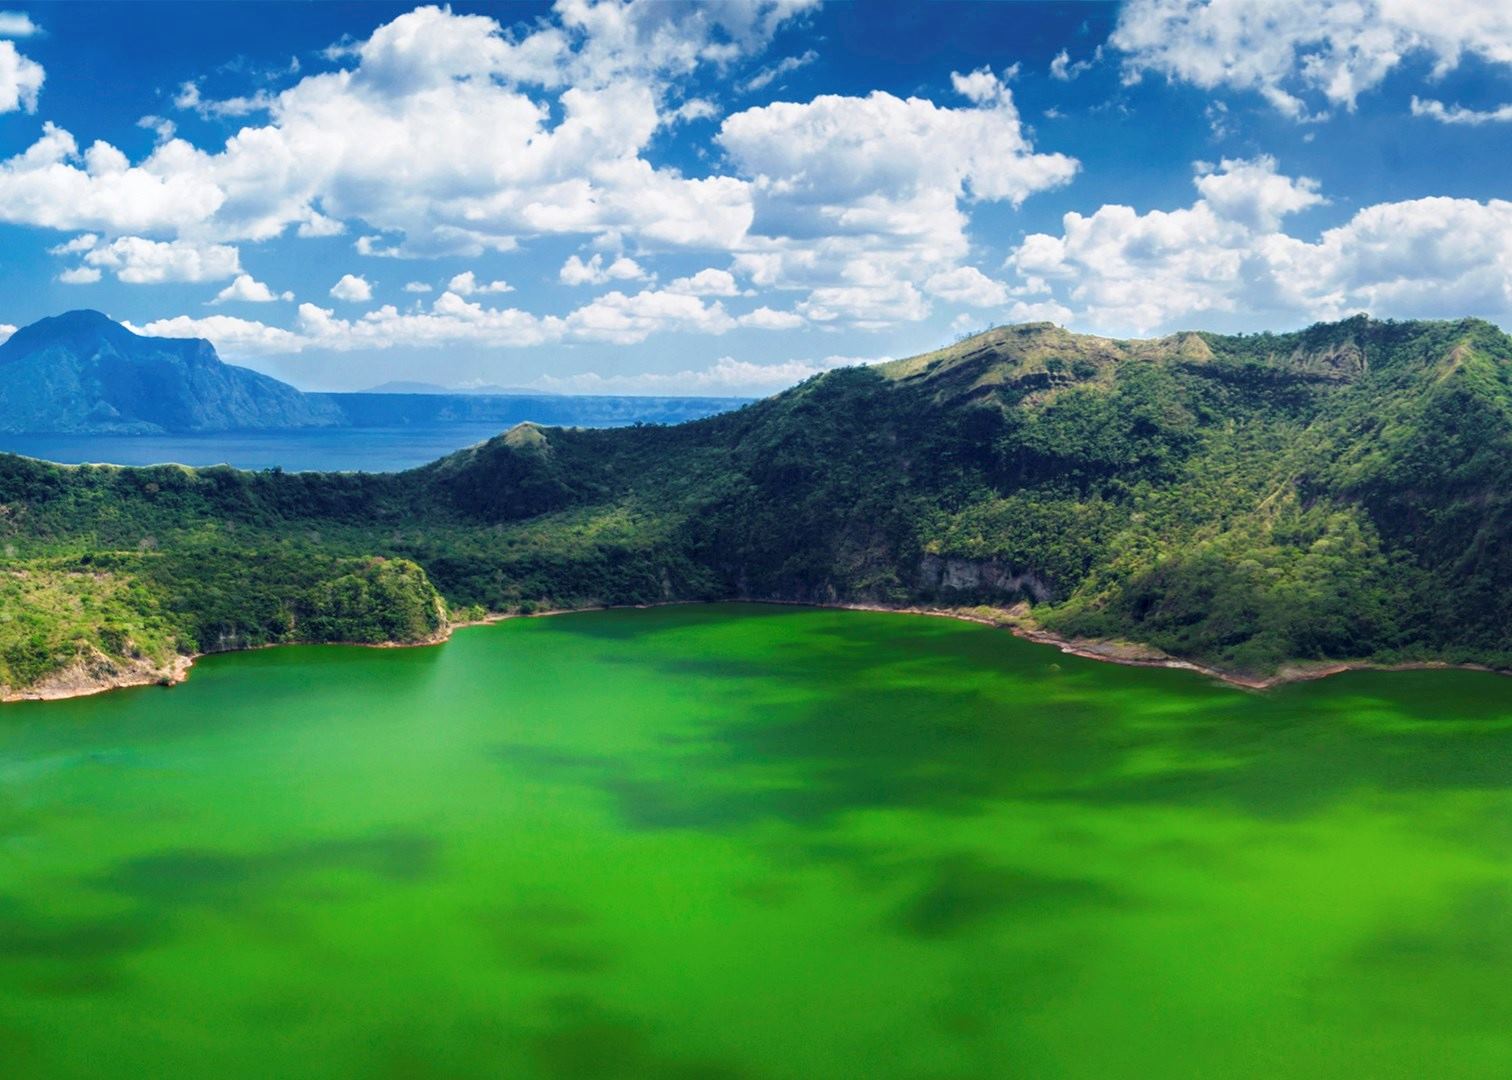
[0,311,340,433]
[361,380,547,395]
[0,312,748,436]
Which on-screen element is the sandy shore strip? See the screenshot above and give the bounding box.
[6,598,1506,703]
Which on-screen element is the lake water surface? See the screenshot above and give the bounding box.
[0,425,518,473]
[2,605,1510,1078]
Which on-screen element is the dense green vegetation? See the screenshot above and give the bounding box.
[2,314,1510,690]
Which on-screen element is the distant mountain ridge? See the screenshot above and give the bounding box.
[0,311,340,434]
[0,312,748,435]
[361,380,547,396]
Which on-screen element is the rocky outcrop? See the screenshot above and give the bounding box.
[2,646,191,702]
[917,554,1053,602]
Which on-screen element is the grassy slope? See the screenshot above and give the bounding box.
[1,315,1509,691]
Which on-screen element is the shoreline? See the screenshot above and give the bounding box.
[0,627,452,704]
[5,598,1507,704]
[434,598,1512,691]
[740,600,1512,692]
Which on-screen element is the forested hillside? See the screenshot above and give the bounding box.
[2,315,1509,693]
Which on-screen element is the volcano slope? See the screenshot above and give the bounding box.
[2,315,1509,694]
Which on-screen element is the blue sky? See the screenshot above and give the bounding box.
[0,0,1509,393]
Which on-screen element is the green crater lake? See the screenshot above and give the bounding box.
[3,605,1511,1078]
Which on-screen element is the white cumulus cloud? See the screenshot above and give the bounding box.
[447,271,514,296]
[0,11,41,37]
[0,3,820,252]
[666,267,740,296]
[564,287,735,344]
[0,3,1086,343]
[329,273,373,302]
[133,275,816,360]
[1007,156,1512,334]
[718,69,1077,326]
[81,237,242,284]
[1113,0,1512,117]
[737,306,805,330]
[924,266,1010,307]
[559,252,649,286]
[134,313,306,355]
[1410,96,1512,125]
[0,39,42,113]
[531,353,878,396]
[212,274,288,304]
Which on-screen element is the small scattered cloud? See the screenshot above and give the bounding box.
[212,273,288,304]
[559,253,649,286]
[0,39,43,112]
[137,114,177,142]
[330,273,373,302]
[58,266,101,285]
[737,306,805,330]
[666,268,740,296]
[667,97,719,124]
[1205,100,1233,139]
[174,80,275,120]
[1411,96,1512,125]
[447,271,514,296]
[48,233,99,256]
[1049,47,1100,81]
[296,211,345,238]
[740,48,817,93]
[950,65,1016,106]
[0,11,40,37]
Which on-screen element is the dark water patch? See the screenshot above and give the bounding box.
[530,995,753,1080]
[1038,697,1512,820]
[506,901,595,929]
[923,942,1084,1063]
[0,896,155,962]
[729,875,802,908]
[493,676,1136,833]
[0,1019,39,1075]
[0,895,158,996]
[507,940,613,975]
[1329,882,1512,1033]
[480,902,613,976]
[92,830,440,911]
[489,742,607,778]
[893,856,1127,940]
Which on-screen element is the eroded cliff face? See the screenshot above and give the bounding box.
[917,554,1053,603]
[723,554,1056,609]
[2,646,190,702]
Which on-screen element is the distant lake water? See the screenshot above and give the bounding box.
[0,391,749,472]
[0,424,552,472]
[3,605,1510,1078]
